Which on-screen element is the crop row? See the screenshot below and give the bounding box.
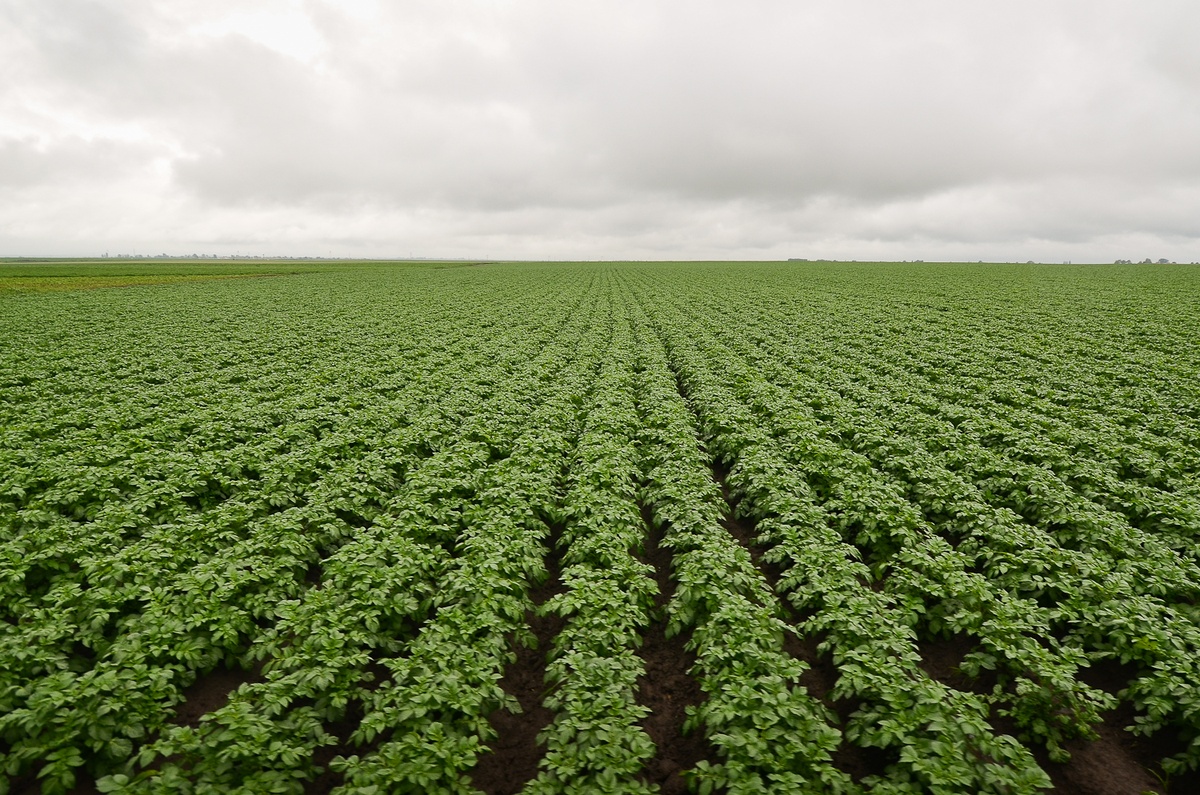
[3,261,1199,793]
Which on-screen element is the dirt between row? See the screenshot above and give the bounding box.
[471,523,568,794]
[709,459,1197,795]
[40,493,1199,795]
[473,511,715,795]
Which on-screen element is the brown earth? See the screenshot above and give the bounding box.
[22,472,1199,795]
[303,660,392,795]
[9,663,263,795]
[171,663,263,729]
[707,459,1197,794]
[470,523,567,795]
[637,503,719,795]
[712,462,894,785]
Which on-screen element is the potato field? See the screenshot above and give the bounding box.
[2,260,1199,795]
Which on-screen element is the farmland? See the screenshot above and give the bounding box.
[2,259,1199,795]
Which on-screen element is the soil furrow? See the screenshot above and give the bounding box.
[636,503,715,795]
[303,660,394,795]
[470,521,566,795]
[1031,659,1189,795]
[171,660,266,730]
[706,457,892,786]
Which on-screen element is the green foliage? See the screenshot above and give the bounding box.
[3,261,1200,792]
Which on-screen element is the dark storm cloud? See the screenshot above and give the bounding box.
[1,0,1198,260]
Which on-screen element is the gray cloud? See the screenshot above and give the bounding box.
[1,0,1199,260]
[0,136,156,187]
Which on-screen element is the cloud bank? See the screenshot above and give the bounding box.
[2,0,1198,261]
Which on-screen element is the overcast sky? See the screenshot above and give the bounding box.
[2,1,1198,261]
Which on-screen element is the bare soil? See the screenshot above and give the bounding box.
[1033,658,1199,795]
[637,504,719,795]
[10,663,263,795]
[31,469,1198,795]
[712,462,894,785]
[172,663,262,729]
[303,660,392,795]
[470,524,567,795]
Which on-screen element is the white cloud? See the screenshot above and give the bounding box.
[1,0,1198,260]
